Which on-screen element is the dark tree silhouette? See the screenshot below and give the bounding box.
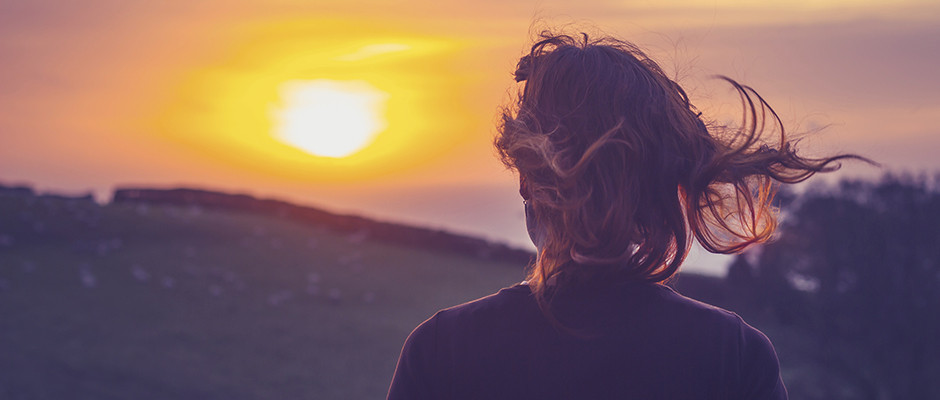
[755,175,940,399]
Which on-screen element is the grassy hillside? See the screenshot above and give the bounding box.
[0,193,525,399]
[1,190,833,399]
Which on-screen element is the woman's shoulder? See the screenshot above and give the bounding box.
[430,280,747,328]
[654,283,745,323]
[392,281,786,399]
[429,282,538,327]
[657,284,786,395]
[413,279,776,352]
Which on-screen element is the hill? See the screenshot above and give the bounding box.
[0,184,762,399]
[0,187,529,399]
[111,187,533,265]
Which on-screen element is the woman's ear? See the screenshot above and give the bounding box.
[519,175,531,200]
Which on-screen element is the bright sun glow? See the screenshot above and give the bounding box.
[270,79,389,158]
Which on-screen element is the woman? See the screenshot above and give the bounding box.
[388,32,864,399]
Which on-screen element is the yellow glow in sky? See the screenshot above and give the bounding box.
[335,43,412,61]
[153,25,477,182]
[270,80,389,158]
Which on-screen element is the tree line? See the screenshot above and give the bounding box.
[726,174,940,399]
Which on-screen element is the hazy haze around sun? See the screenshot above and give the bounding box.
[270,79,389,158]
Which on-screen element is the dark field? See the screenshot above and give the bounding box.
[0,193,523,399]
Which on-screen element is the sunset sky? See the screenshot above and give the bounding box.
[2,0,938,275]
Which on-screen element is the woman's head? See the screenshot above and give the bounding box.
[496,32,866,298]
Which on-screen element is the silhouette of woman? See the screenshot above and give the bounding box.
[388,32,864,400]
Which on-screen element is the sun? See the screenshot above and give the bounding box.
[270,79,389,158]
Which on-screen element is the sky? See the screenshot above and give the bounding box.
[2,0,939,275]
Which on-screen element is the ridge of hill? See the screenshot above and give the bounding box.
[111,187,534,265]
[0,183,534,265]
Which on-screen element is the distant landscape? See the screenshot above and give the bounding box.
[0,185,532,399]
[1,176,937,399]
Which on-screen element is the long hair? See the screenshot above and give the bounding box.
[494,32,870,321]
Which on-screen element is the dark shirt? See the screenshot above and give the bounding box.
[388,281,786,399]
